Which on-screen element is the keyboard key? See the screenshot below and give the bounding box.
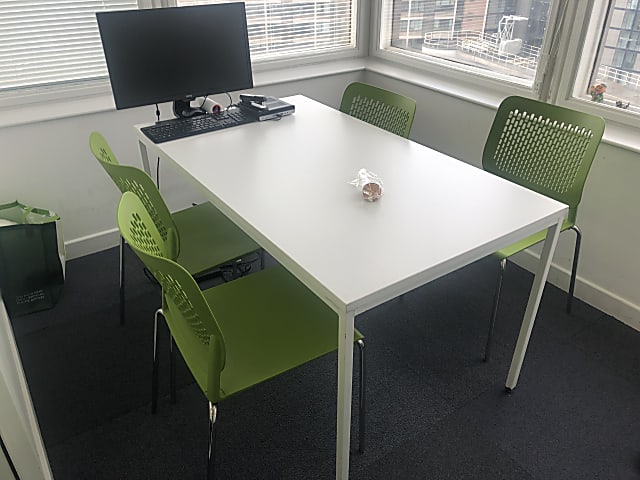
[141,107,256,143]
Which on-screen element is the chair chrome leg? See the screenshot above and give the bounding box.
[170,334,177,405]
[207,402,218,480]
[484,258,507,362]
[119,235,125,326]
[356,339,366,454]
[567,225,582,314]
[152,308,162,414]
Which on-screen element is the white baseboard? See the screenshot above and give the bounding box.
[64,229,120,261]
[511,250,640,333]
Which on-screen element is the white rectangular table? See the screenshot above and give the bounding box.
[136,95,567,479]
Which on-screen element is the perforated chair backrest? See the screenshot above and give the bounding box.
[339,82,417,138]
[89,131,180,260]
[117,191,226,402]
[483,96,605,224]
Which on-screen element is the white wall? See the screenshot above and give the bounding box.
[1,66,638,331]
[365,71,640,330]
[0,71,362,259]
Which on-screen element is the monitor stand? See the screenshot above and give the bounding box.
[173,99,206,119]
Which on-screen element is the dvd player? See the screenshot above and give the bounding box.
[239,96,295,121]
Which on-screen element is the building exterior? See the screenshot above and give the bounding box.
[603,0,640,75]
[391,0,550,52]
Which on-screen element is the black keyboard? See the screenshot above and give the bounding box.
[141,107,256,143]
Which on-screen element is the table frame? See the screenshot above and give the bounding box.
[136,95,567,479]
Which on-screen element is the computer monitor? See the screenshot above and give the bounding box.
[96,3,253,118]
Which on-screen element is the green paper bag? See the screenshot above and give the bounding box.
[0,201,65,317]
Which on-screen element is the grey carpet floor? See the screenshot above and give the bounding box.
[11,246,640,479]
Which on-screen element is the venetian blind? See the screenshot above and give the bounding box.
[176,0,356,60]
[0,0,138,92]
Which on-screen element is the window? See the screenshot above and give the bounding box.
[1,0,357,97]
[380,0,555,87]
[378,0,640,123]
[582,0,640,113]
[175,1,357,61]
[0,0,138,93]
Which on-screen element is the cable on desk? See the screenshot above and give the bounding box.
[224,92,233,109]
[156,157,160,189]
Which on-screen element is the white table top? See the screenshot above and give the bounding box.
[137,95,568,317]
[136,94,569,479]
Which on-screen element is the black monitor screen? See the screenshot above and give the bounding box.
[96,3,253,111]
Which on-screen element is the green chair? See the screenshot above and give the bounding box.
[89,131,261,325]
[116,191,366,479]
[339,81,416,138]
[482,96,605,361]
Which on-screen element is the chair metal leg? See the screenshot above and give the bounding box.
[356,339,366,454]
[484,258,507,362]
[119,235,125,326]
[207,402,218,480]
[152,308,162,414]
[170,334,177,405]
[566,225,582,314]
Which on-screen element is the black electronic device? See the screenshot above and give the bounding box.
[140,107,256,143]
[239,96,295,121]
[239,94,267,105]
[96,3,253,117]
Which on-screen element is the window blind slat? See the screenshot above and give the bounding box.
[0,0,137,91]
[1,0,357,93]
[179,0,356,60]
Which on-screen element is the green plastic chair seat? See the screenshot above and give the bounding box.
[339,82,416,138]
[89,131,261,324]
[116,190,366,475]
[481,96,605,361]
[483,95,604,270]
[183,265,363,400]
[171,202,259,277]
[494,218,575,260]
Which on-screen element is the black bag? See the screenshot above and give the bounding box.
[0,201,65,317]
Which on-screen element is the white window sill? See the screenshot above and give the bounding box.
[0,81,117,129]
[0,57,367,129]
[363,57,508,109]
[597,120,640,154]
[364,57,640,155]
[2,54,638,155]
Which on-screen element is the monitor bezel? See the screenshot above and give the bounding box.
[96,3,254,114]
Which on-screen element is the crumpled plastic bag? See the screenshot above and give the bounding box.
[350,168,384,202]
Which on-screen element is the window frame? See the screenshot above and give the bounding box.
[0,0,141,109]
[169,0,365,72]
[241,1,366,75]
[0,0,366,111]
[371,0,567,99]
[552,0,640,130]
[371,0,640,132]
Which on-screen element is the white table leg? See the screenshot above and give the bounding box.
[336,310,355,479]
[506,218,563,390]
[138,140,152,177]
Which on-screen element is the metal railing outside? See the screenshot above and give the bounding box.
[422,30,540,75]
[597,65,640,91]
